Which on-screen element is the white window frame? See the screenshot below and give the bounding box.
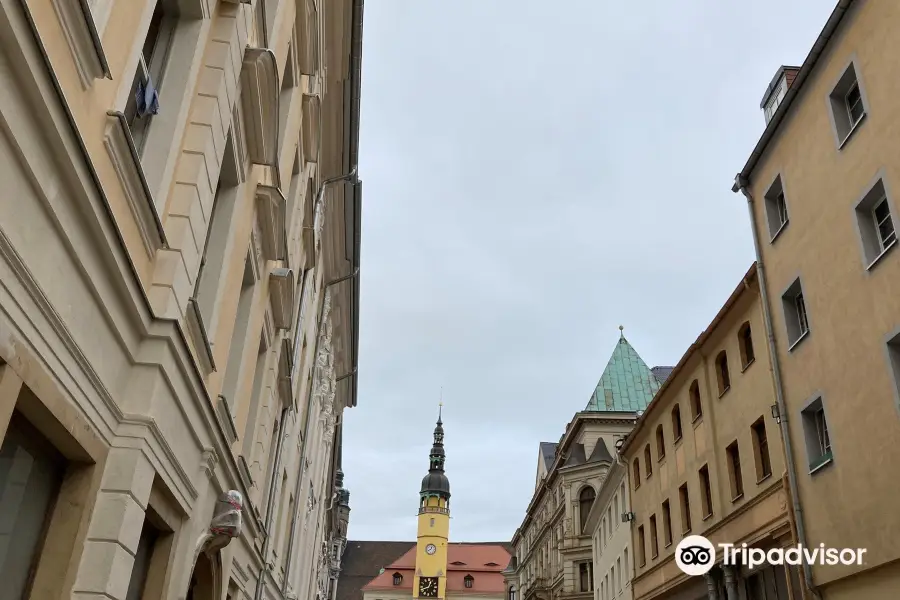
[794,292,809,337]
[814,408,831,457]
[776,191,788,228]
[845,81,864,129]
[872,195,897,252]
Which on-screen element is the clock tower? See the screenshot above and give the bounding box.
[414,407,451,600]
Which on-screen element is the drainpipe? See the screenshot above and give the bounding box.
[314,168,358,217]
[254,406,291,600]
[734,176,821,600]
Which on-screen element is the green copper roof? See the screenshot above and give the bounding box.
[585,334,660,412]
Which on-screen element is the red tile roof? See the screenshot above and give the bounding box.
[362,544,511,595]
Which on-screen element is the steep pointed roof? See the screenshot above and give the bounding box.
[585,333,661,412]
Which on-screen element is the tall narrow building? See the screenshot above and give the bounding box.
[415,409,452,600]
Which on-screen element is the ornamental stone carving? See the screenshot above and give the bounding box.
[197,490,244,555]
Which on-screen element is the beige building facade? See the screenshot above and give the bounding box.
[622,265,801,600]
[0,0,362,598]
[731,1,900,598]
[504,337,668,600]
[584,463,631,600]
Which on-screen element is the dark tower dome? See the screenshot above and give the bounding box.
[420,407,451,499]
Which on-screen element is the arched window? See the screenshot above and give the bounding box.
[644,444,653,478]
[671,404,683,442]
[632,459,641,490]
[655,425,665,460]
[689,380,702,421]
[393,573,403,586]
[579,486,596,532]
[509,586,517,600]
[738,322,755,369]
[715,350,731,395]
[464,575,474,589]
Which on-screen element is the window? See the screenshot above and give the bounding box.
[607,507,613,539]
[763,175,789,240]
[655,425,665,460]
[509,586,516,600]
[610,566,615,596]
[637,525,646,567]
[726,441,744,500]
[632,459,640,490]
[689,380,702,421]
[661,500,672,547]
[678,483,691,533]
[671,404,683,442]
[854,178,897,267]
[220,251,259,411]
[888,332,900,412]
[464,575,474,589]
[715,351,730,396]
[649,514,658,559]
[0,413,66,599]
[579,486,596,532]
[644,445,652,478]
[751,418,772,481]
[738,322,755,369]
[801,397,833,472]
[699,465,713,519]
[393,573,402,586]
[764,75,788,124]
[127,510,171,600]
[578,562,593,592]
[781,278,810,348]
[828,60,867,145]
[614,494,620,526]
[124,0,176,154]
[624,549,629,580]
[616,557,622,591]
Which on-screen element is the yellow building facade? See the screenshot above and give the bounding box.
[732,0,900,597]
[414,411,453,600]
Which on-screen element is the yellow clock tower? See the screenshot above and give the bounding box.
[413,407,451,600]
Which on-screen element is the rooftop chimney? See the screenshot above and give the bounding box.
[761,66,801,125]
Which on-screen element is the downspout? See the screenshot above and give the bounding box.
[254,406,291,600]
[735,176,821,599]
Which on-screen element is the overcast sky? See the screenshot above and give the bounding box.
[341,1,836,543]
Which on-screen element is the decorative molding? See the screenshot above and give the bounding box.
[185,298,216,373]
[103,112,167,257]
[268,268,294,330]
[237,454,255,490]
[255,185,287,261]
[215,394,239,445]
[301,94,320,163]
[50,0,111,88]
[278,337,293,408]
[201,447,219,479]
[240,48,280,167]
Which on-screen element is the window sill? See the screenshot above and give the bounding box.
[809,452,834,475]
[718,386,731,399]
[702,512,713,522]
[741,358,756,373]
[730,493,744,504]
[673,435,683,447]
[692,414,703,427]
[788,330,810,353]
[865,238,897,271]
[769,220,789,244]
[838,112,866,150]
[664,541,673,549]
[658,455,666,464]
[756,473,773,485]
[682,528,692,536]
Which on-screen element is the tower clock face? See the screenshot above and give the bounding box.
[419,577,439,598]
[425,544,437,555]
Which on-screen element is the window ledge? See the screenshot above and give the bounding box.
[50,0,111,88]
[673,435,683,447]
[865,238,897,271]
[664,541,673,549]
[809,452,834,475]
[701,512,713,522]
[103,112,168,257]
[788,330,810,353]
[770,220,789,243]
[692,414,703,427]
[185,298,216,374]
[216,394,240,445]
[730,493,745,504]
[741,358,756,373]
[718,386,731,399]
[838,112,867,150]
[657,455,666,464]
[756,473,773,485]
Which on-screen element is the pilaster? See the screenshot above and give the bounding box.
[71,448,156,600]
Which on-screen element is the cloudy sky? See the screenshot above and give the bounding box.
[341,0,835,542]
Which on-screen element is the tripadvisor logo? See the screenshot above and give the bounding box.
[675,535,867,576]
